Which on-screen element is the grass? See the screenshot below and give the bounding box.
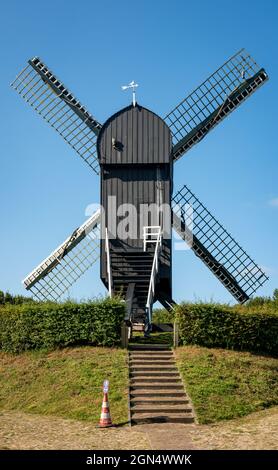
[175,345,278,424]
[1,337,277,428]
[0,346,128,425]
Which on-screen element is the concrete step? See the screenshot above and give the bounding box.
[129,345,171,351]
[130,372,179,377]
[131,413,195,425]
[132,324,145,332]
[130,377,181,384]
[130,384,184,390]
[129,352,173,357]
[130,360,175,366]
[129,354,176,365]
[131,405,192,414]
[130,397,189,405]
[130,354,174,359]
[130,355,174,359]
[130,391,187,398]
[129,351,173,355]
[130,359,174,363]
[130,360,175,365]
[130,367,177,373]
[130,360,176,366]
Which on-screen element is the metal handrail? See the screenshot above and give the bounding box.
[105,227,113,297]
[145,227,162,327]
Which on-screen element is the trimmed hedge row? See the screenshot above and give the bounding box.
[0,298,126,353]
[175,304,278,356]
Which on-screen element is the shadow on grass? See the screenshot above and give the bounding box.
[130,331,173,346]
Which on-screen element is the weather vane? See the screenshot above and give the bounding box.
[121,81,139,107]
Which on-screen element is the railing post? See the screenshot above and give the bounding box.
[143,226,146,252]
[121,322,129,348]
[173,321,179,348]
[144,225,162,331]
[105,227,112,297]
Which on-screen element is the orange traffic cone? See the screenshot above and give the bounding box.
[98,391,113,428]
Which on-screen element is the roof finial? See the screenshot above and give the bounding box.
[121,81,139,107]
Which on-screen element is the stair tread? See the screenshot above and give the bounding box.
[130,355,173,359]
[130,362,176,364]
[131,402,191,408]
[131,413,194,424]
[131,393,187,398]
[130,367,177,370]
[130,382,183,386]
[130,372,179,375]
[130,351,173,354]
[131,407,192,413]
[130,389,186,393]
[113,274,151,277]
[132,410,192,414]
[130,358,174,361]
[130,375,180,379]
[131,383,184,396]
[131,416,194,424]
[129,344,171,351]
[130,376,180,380]
[131,379,181,383]
[130,361,176,365]
[131,399,188,403]
[129,353,174,356]
[132,419,194,425]
[130,362,177,366]
[130,366,176,369]
[130,356,175,359]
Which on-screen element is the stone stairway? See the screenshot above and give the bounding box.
[129,344,194,425]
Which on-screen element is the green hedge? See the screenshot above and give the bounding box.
[152,308,174,324]
[0,298,126,353]
[175,304,278,356]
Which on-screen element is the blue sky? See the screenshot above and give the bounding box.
[1,0,277,304]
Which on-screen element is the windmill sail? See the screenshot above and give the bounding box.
[23,209,101,301]
[11,57,102,174]
[165,49,268,162]
[172,186,268,302]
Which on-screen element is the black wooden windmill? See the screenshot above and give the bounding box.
[11,49,269,331]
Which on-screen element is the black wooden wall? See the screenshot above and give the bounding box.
[97,104,173,302]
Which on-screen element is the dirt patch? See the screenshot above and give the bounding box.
[0,411,149,450]
[0,407,277,450]
[186,407,278,450]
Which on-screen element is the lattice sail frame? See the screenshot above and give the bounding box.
[172,186,268,302]
[13,51,269,302]
[165,49,268,161]
[23,210,101,301]
[11,57,101,174]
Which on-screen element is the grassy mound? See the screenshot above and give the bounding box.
[0,347,128,425]
[176,345,278,424]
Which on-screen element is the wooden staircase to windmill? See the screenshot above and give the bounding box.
[110,226,163,331]
[112,250,153,328]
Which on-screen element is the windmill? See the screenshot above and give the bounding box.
[11,49,269,333]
